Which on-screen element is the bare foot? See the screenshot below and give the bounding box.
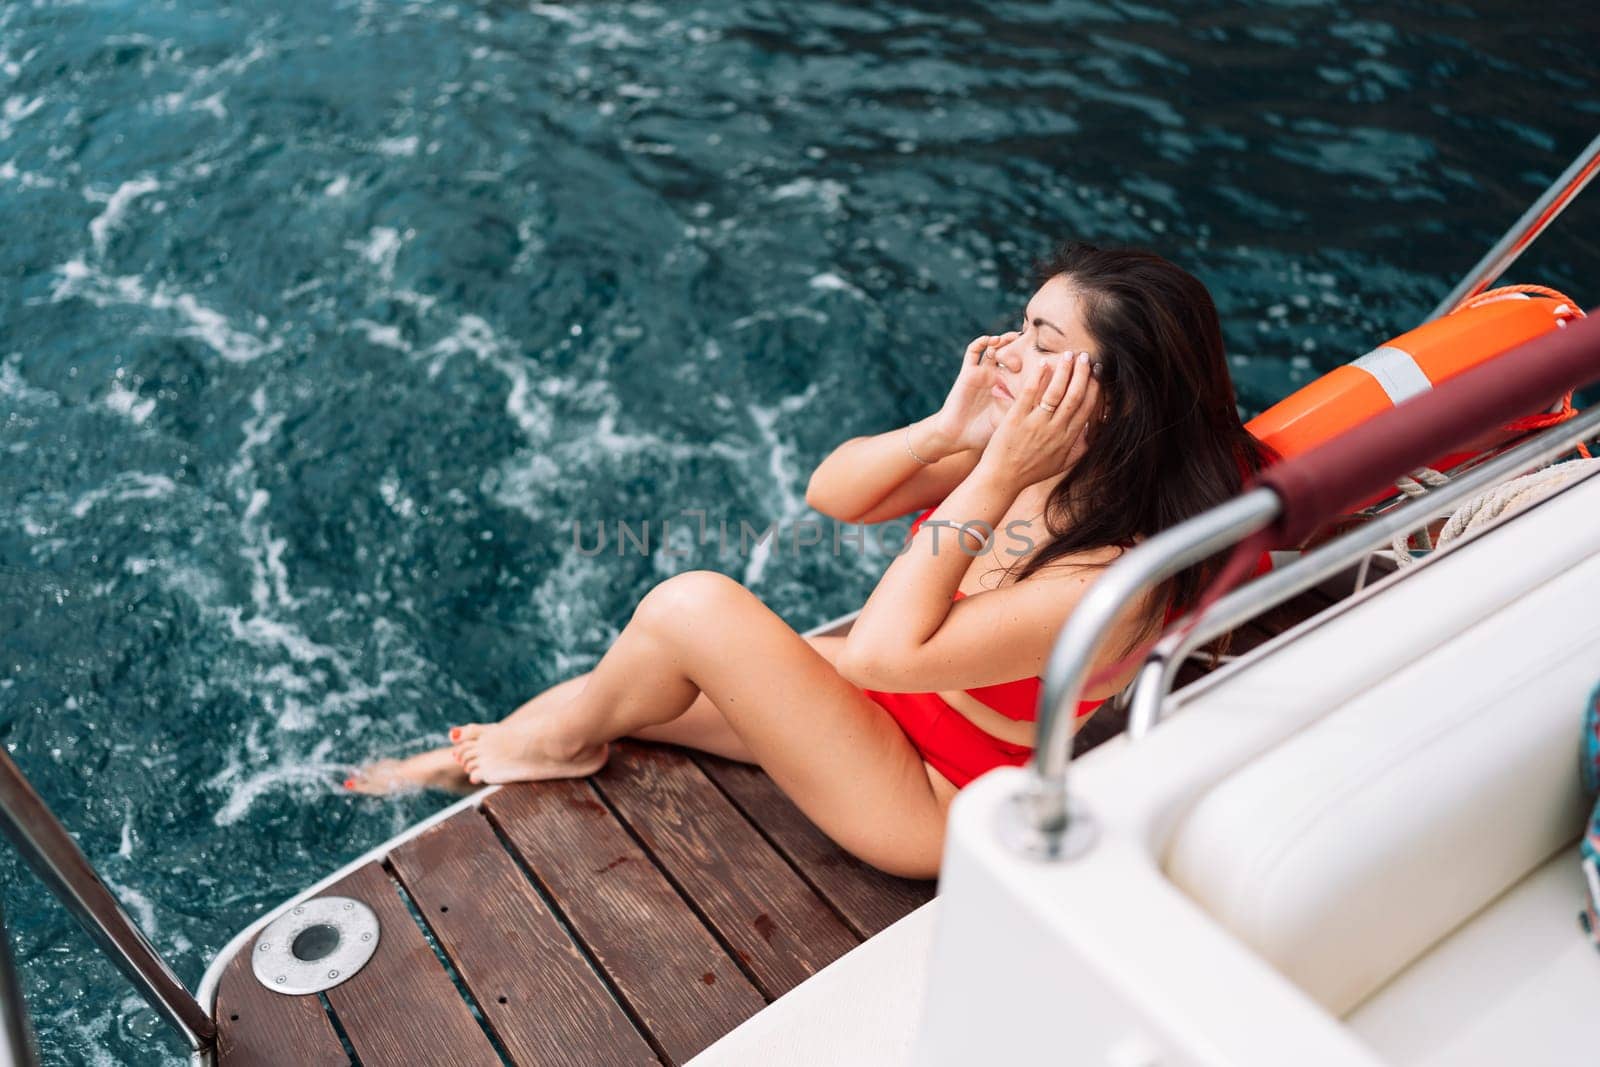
[449,719,608,785]
[345,747,472,796]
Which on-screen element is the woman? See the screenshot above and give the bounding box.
[349,242,1272,879]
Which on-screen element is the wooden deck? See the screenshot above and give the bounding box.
[211,570,1377,1066]
[212,741,936,1067]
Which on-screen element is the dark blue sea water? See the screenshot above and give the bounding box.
[1,0,1596,1061]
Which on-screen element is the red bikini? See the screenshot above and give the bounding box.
[861,503,1272,787]
[857,506,1106,789]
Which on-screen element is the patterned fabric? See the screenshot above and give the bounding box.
[1579,678,1600,947]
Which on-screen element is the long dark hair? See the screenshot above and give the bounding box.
[1009,242,1276,629]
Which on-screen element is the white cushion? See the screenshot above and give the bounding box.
[1347,852,1600,1066]
[1164,547,1600,1015]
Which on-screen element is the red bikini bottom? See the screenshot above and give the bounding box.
[860,688,1104,789]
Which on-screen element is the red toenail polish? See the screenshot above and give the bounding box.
[343,778,355,789]
[450,728,461,742]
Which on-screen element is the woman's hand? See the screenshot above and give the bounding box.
[976,351,1102,494]
[928,332,1020,454]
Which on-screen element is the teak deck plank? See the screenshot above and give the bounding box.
[593,743,860,999]
[484,779,765,1065]
[691,754,935,939]
[388,809,657,1066]
[322,862,500,1067]
[213,936,349,1067]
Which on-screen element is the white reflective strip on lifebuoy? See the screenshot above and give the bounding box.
[1351,345,1433,405]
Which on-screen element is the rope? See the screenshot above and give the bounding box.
[1394,466,1450,498]
[1436,458,1600,546]
[1391,467,1450,557]
[1391,458,1600,567]
[1451,283,1582,315]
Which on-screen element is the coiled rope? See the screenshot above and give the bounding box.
[1392,457,1600,567]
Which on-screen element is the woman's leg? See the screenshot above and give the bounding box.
[346,634,849,793]
[628,634,847,760]
[452,572,953,877]
[346,674,592,794]
[348,676,745,794]
[628,697,755,761]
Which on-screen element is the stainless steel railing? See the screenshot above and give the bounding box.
[1428,131,1600,319]
[1127,404,1600,739]
[1001,487,1282,858]
[0,901,38,1067]
[1005,405,1600,859]
[0,752,214,1052]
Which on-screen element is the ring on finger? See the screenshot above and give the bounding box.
[1039,401,1058,412]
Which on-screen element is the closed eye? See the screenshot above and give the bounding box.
[1022,301,1073,350]
[1011,315,1049,351]
[1021,306,1059,354]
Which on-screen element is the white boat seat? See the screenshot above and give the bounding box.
[1164,544,1600,1019]
[1346,851,1600,1066]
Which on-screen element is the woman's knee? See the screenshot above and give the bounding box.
[633,569,750,631]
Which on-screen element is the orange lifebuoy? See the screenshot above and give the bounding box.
[1247,286,1586,474]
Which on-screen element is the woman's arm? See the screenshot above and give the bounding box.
[836,532,1153,699]
[838,351,1149,698]
[837,454,1152,700]
[806,331,1018,524]
[804,417,980,525]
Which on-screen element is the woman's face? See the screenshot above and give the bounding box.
[988,274,1102,417]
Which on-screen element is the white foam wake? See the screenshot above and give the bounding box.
[87,176,159,255]
[51,259,281,365]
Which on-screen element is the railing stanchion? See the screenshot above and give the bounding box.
[0,900,38,1067]
[1001,490,1282,859]
[1126,404,1600,737]
[0,752,215,1052]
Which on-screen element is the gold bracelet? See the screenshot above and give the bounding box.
[905,424,934,465]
